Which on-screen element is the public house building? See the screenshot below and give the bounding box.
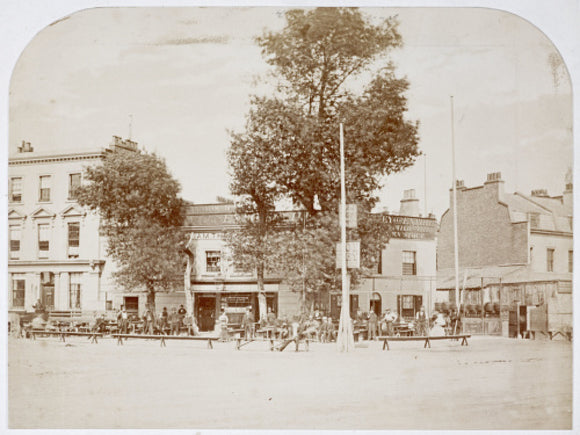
[354,189,438,321]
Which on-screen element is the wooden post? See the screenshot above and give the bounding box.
[336,123,354,352]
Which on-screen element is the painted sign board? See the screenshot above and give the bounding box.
[335,241,361,269]
[381,214,437,240]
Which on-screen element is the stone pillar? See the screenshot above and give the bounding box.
[33,272,41,308]
[53,272,61,310]
[84,271,101,312]
[60,272,70,310]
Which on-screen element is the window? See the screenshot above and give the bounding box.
[10,177,22,202]
[38,223,50,257]
[11,275,25,308]
[402,250,417,275]
[39,175,51,202]
[528,212,540,229]
[9,225,21,259]
[206,251,221,273]
[547,248,555,272]
[529,247,534,264]
[569,250,573,273]
[68,173,81,200]
[69,273,82,309]
[68,222,80,258]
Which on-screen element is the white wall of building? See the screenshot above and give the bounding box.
[8,150,108,313]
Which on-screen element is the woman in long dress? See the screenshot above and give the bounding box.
[430,311,446,337]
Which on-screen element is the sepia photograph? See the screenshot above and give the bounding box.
[2,1,577,432]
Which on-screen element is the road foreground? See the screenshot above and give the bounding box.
[8,335,572,430]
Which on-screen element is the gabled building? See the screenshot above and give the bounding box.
[437,172,573,337]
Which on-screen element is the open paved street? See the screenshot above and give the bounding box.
[8,335,572,430]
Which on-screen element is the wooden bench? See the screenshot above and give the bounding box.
[30,329,103,343]
[235,337,275,350]
[112,334,219,348]
[380,334,470,351]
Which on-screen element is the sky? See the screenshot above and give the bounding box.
[6,5,576,219]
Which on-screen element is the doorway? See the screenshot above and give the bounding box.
[41,272,54,311]
[370,292,382,316]
[196,294,216,331]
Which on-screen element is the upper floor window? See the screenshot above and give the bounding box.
[11,274,25,308]
[9,225,21,259]
[528,212,540,229]
[569,250,573,273]
[39,175,51,202]
[547,248,555,272]
[68,222,80,258]
[402,250,417,276]
[10,177,22,202]
[38,223,50,257]
[206,251,221,273]
[68,173,81,200]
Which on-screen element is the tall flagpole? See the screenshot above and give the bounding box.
[451,96,460,315]
[337,123,354,352]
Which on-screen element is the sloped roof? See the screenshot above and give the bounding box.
[437,265,571,289]
[504,192,572,232]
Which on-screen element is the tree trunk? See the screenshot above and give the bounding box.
[146,288,156,314]
[183,248,195,320]
[257,262,267,322]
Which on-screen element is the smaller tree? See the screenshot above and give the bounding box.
[76,147,185,312]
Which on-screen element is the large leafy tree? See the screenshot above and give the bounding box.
[76,147,186,312]
[228,7,420,311]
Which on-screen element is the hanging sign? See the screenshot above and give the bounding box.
[336,241,360,269]
[340,204,358,229]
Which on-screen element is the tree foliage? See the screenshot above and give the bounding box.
[76,148,185,310]
[228,7,420,310]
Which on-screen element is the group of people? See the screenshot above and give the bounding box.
[114,304,198,336]
[360,305,463,339]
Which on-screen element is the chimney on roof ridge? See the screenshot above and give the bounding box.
[456,179,465,189]
[484,171,505,202]
[17,140,34,153]
[531,189,549,197]
[400,189,420,217]
[486,172,502,183]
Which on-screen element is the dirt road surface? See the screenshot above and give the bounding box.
[8,335,572,430]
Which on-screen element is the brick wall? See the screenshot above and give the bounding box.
[438,181,528,269]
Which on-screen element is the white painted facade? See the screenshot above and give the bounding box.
[8,143,116,314]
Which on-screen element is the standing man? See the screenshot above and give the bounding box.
[415,306,428,336]
[143,305,154,335]
[117,305,129,334]
[242,307,253,340]
[170,308,180,335]
[218,309,229,342]
[177,304,187,331]
[383,308,397,336]
[368,308,378,341]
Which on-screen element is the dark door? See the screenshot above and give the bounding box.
[41,272,55,311]
[508,304,519,338]
[370,293,382,316]
[196,295,216,331]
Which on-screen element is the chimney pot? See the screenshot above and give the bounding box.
[486,172,502,182]
[531,189,548,197]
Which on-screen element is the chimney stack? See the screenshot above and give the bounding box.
[399,189,420,217]
[531,189,549,198]
[484,171,505,202]
[17,140,34,153]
